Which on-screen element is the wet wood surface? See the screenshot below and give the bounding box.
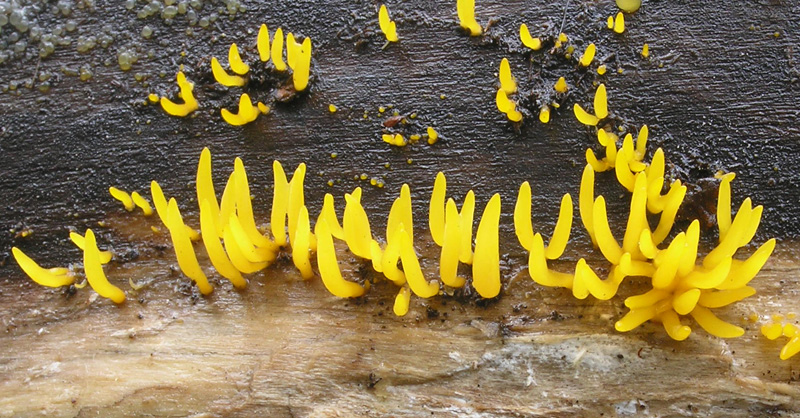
[1,0,800,416]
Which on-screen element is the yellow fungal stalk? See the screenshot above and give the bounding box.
[82,229,125,303]
[292,37,312,92]
[131,192,153,216]
[499,58,516,94]
[221,93,262,126]
[200,199,246,288]
[228,43,249,75]
[160,71,199,117]
[539,106,550,124]
[257,24,270,62]
[495,88,522,122]
[393,285,411,316]
[69,231,112,264]
[292,206,314,279]
[579,43,596,67]
[456,0,481,36]
[613,12,625,34]
[378,4,398,42]
[398,225,439,298]
[429,172,446,246]
[641,43,649,58]
[519,24,541,50]
[165,198,213,295]
[472,194,501,298]
[315,218,366,298]
[109,187,134,211]
[554,76,568,93]
[211,57,246,87]
[12,247,74,287]
[287,163,307,246]
[286,33,301,70]
[573,83,608,126]
[271,27,287,71]
[343,188,376,260]
[427,126,439,144]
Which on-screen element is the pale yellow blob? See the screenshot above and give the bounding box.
[616,0,641,13]
[83,229,126,303]
[12,247,74,287]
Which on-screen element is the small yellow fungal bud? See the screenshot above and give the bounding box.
[616,0,641,13]
[271,27,287,71]
[328,104,338,113]
[12,247,74,288]
[147,93,159,103]
[378,4,398,42]
[499,58,516,94]
[257,24,270,62]
[427,126,439,144]
[457,0,482,36]
[641,43,649,58]
[579,43,596,67]
[597,64,607,75]
[211,57,246,87]
[762,322,784,340]
[539,106,550,124]
[607,16,614,29]
[159,72,199,117]
[393,286,411,316]
[131,192,153,216]
[519,24,541,50]
[613,12,625,34]
[258,103,270,114]
[507,110,523,122]
[228,43,249,75]
[554,76,568,93]
[558,32,568,43]
[109,187,135,211]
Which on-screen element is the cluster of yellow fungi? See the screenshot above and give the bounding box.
[155,23,312,125]
[495,58,522,122]
[378,4,398,43]
[607,12,625,34]
[761,314,800,360]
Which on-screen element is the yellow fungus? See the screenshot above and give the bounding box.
[519,24,541,50]
[222,222,268,274]
[131,192,153,216]
[228,43,249,75]
[621,173,648,254]
[616,0,641,13]
[166,199,213,295]
[314,219,366,297]
[221,93,261,126]
[717,238,776,290]
[782,337,800,360]
[393,286,411,316]
[672,289,701,316]
[472,194,501,298]
[457,0,481,36]
[717,173,736,241]
[539,106,550,124]
[210,57,246,87]
[319,193,345,240]
[440,199,465,288]
[83,229,126,303]
[613,12,625,34]
[429,172,447,246]
[328,104,337,113]
[257,24,270,62]
[378,4,398,42]
[592,196,623,265]
[495,89,513,114]
[762,322,784,340]
[427,128,439,145]
[554,76,568,93]
[641,43,649,58]
[381,226,407,286]
[594,84,608,119]
[196,147,222,235]
[458,191,476,264]
[287,163,307,245]
[199,200,246,288]
[292,206,314,279]
[660,311,691,341]
[12,247,74,288]
[513,181,535,251]
[573,103,599,126]
[292,37,312,92]
[545,194,573,260]
[558,33,568,43]
[578,164,596,245]
[699,287,756,308]
[286,33,301,70]
[233,158,278,251]
[615,306,657,332]
[160,71,199,117]
[271,27,287,71]
[597,64,607,75]
[343,190,374,259]
[499,58,516,94]
[690,306,744,338]
[651,232,686,289]
[575,259,622,300]
[579,43,596,67]
[606,16,614,29]
[507,110,523,122]
[109,186,135,211]
[387,184,414,242]
[399,226,439,298]
[147,93,159,103]
[69,231,112,264]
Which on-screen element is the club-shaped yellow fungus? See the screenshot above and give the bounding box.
[456,0,481,36]
[439,199,466,288]
[606,16,614,30]
[539,106,550,124]
[519,24,542,50]
[597,64,607,75]
[291,206,314,279]
[233,158,280,252]
[130,192,153,216]
[495,89,513,114]
[271,27,287,71]
[554,32,568,49]
[393,285,411,316]
[199,200,246,288]
[69,231,112,264]
[343,188,375,259]
[318,194,345,240]
[398,226,439,298]
[257,24,270,62]
[579,43,596,67]
[594,84,608,119]
[221,93,262,126]
[613,12,625,34]
[292,37,312,92]
[472,194,501,298]
[315,218,366,298]
[12,247,75,287]
[228,43,249,75]
[83,229,126,303]
[270,161,290,246]
[641,43,649,58]
[514,182,573,261]
[554,76,568,93]
[499,58,516,94]
[328,104,338,113]
[223,218,269,274]
[287,163,307,246]
[165,198,213,295]
[573,103,599,126]
[211,57,246,87]
[286,33,301,70]
[429,172,446,246]
[160,71,199,117]
[427,126,439,144]
[109,187,134,211]
[196,147,223,236]
[616,0,641,13]
[151,180,200,241]
[387,184,414,242]
[378,4,398,42]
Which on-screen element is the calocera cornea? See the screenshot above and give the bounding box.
[579,43,596,67]
[109,187,134,211]
[228,43,249,75]
[762,315,800,360]
[519,24,542,50]
[271,27,287,71]
[456,0,481,36]
[554,76,568,93]
[378,4,398,42]
[12,247,74,287]
[257,24,270,62]
[221,93,268,126]
[573,83,608,126]
[83,228,126,303]
[70,231,113,264]
[160,71,199,117]
[211,57,246,87]
[292,37,312,92]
